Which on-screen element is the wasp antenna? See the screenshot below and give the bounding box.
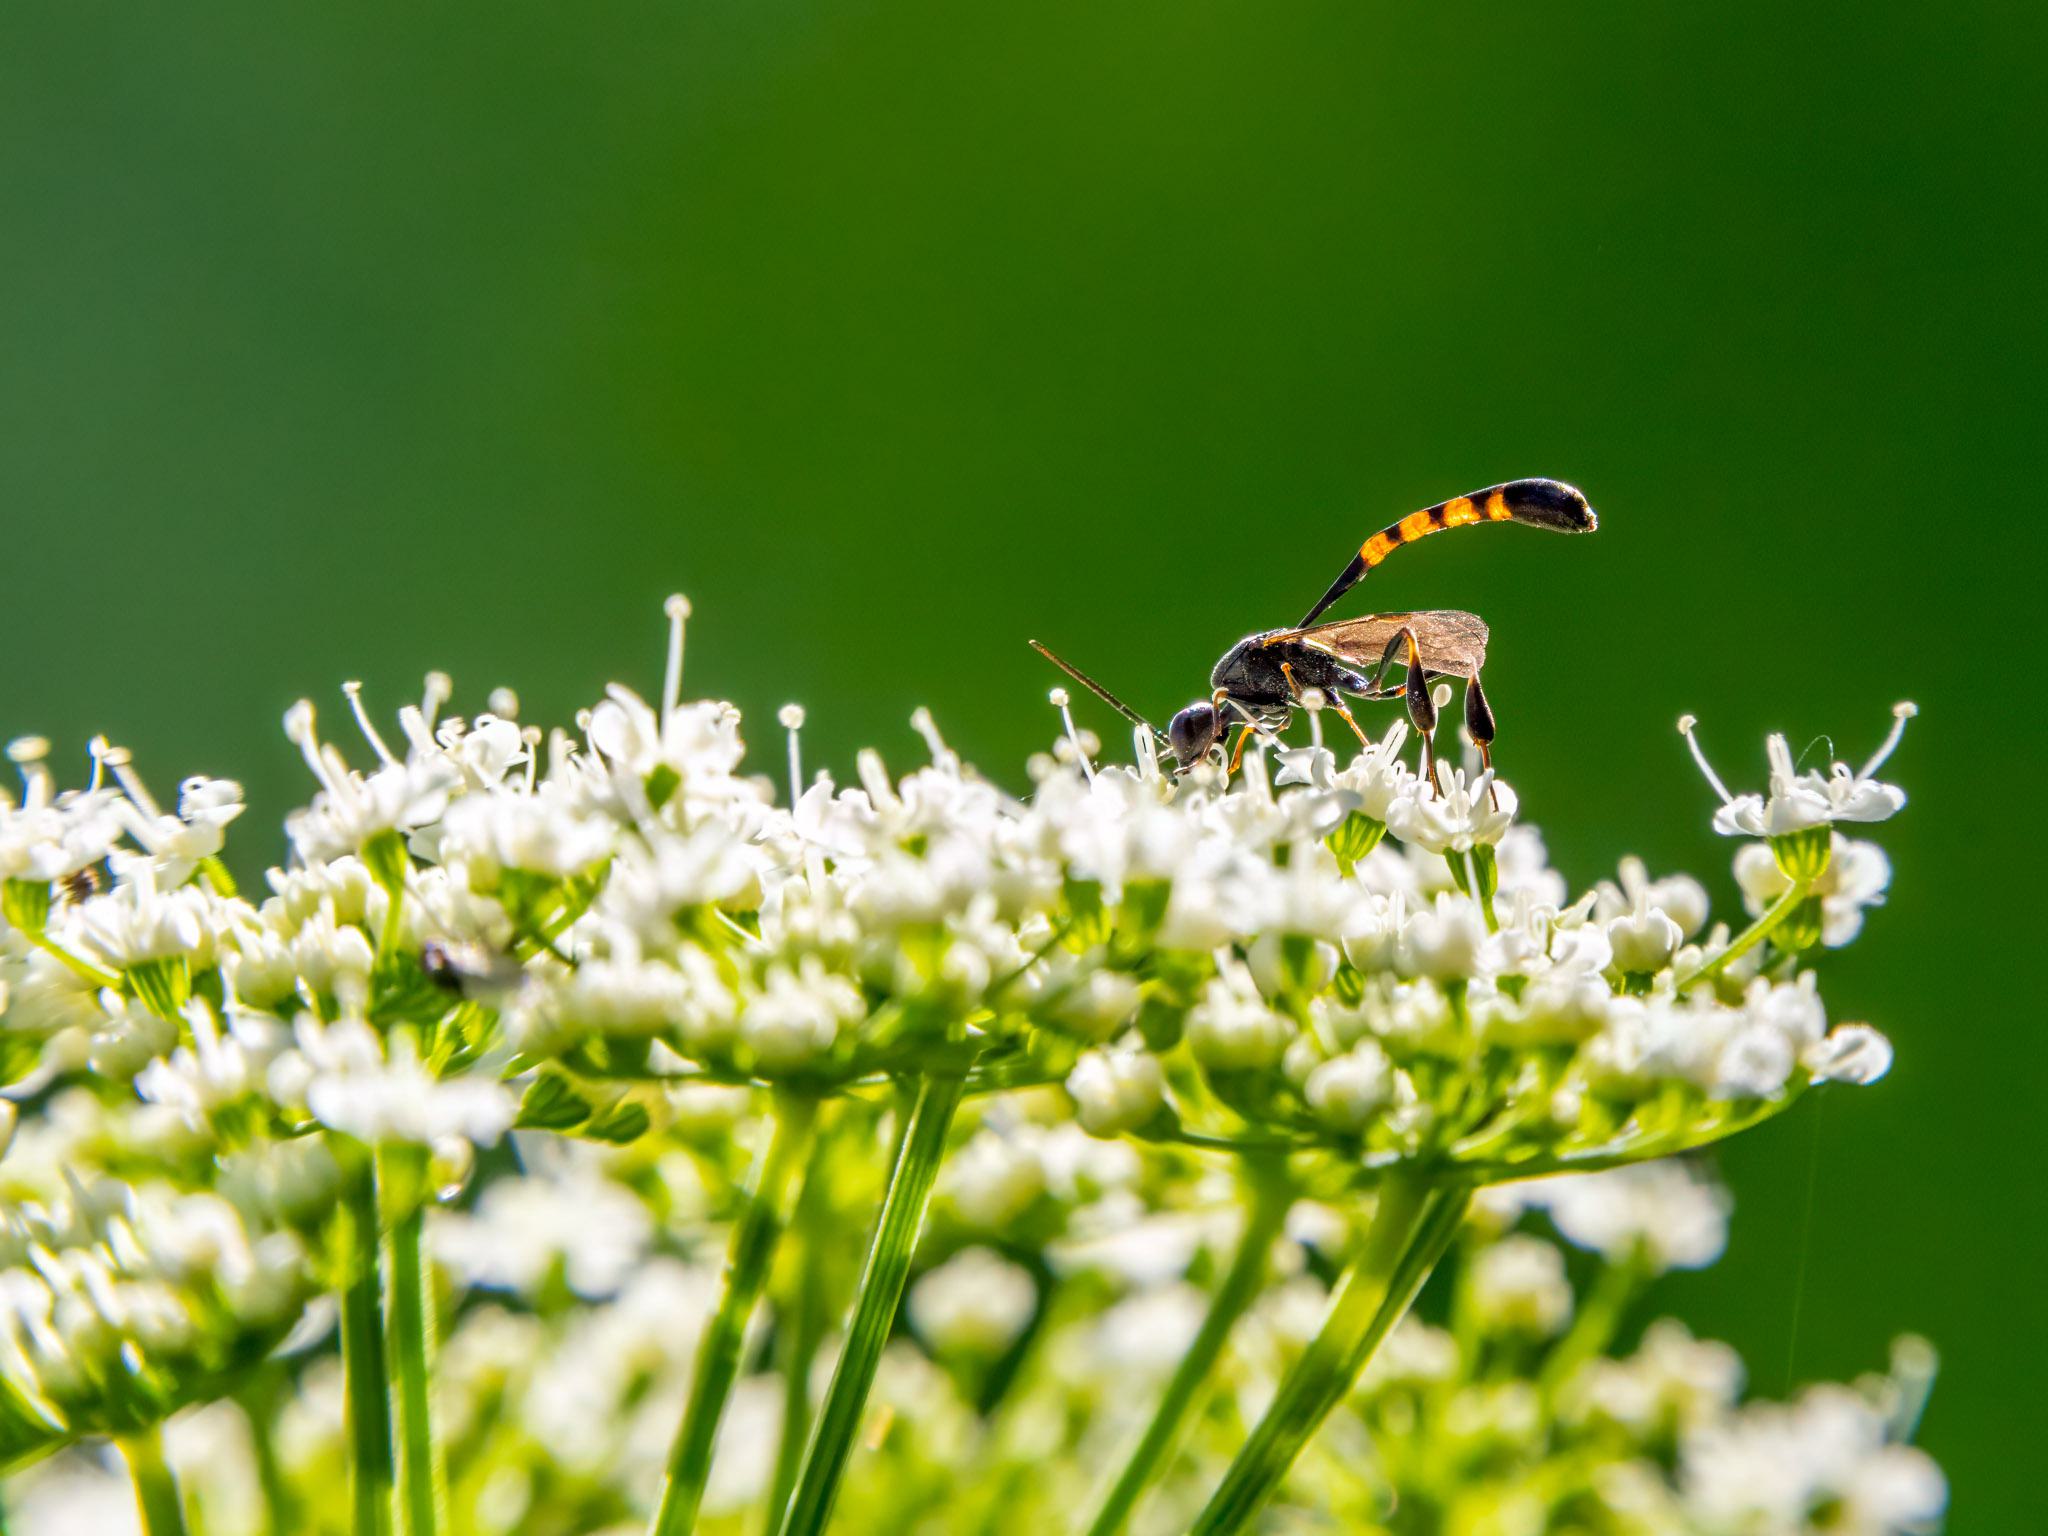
[1027,639,1164,743]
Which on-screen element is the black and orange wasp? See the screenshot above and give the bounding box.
[1032,478,1597,788]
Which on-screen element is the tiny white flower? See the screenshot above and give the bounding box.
[1468,1234,1573,1338]
[1524,1164,1731,1273]
[1185,970,1294,1071]
[75,864,208,969]
[1680,704,1914,839]
[1400,892,1489,982]
[282,697,461,861]
[1065,1048,1165,1137]
[736,958,863,1071]
[1334,722,1416,824]
[944,1130,1049,1230]
[1592,855,1710,941]
[284,1018,515,1147]
[443,790,614,881]
[1047,967,1142,1043]
[431,1146,651,1299]
[907,1247,1036,1356]
[1804,1023,1894,1085]
[1384,767,1517,854]
[1606,894,1683,975]
[1304,1041,1394,1131]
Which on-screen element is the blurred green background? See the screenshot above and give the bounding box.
[3,2,2040,1523]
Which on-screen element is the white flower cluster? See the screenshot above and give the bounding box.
[0,599,1924,1525]
[0,1111,1944,1536]
[0,1161,310,1451]
[0,605,1908,1173]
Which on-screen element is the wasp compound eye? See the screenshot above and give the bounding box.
[1168,702,1221,769]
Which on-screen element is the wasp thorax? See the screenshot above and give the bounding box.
[1168,701,1222,769]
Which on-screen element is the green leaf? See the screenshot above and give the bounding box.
[516,1068,593,1132]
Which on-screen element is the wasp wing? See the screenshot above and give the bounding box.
[1291,610,1489,678]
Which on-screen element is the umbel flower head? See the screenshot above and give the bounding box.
[0,596,1926,1535]
[0,596,1911,1164]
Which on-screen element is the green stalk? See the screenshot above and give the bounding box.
[238,1373,298,1536]
[382,1147,441,1536]
[1188,1173,1469,1536]
[340,1150,396,1536]
[1081,1160,1291,1536]
[27,930,119,990]
[1537,1250,1642,1397]
[769,1118,841,1524]
[1467,850,1498,934]
[120,1425,189,1536]
[773,1070,967,1536]
[1677,877,1811,986]
[651,1092,821,1536]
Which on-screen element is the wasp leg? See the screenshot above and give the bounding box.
[1369,630,1409,696]
[1389,628,1442,795]
[1281,660,1371,750]
[1464,671,1498,809]
[1227,721,1255,778]
[1326,693,1373,750]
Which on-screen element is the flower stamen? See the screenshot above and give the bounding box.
[1860,701,1917,780]
[341,682,399,768]
[9,736,54,808]
[1301,688,1327,753]
[423,671,455,728]
[662,594,692,721]
[1049,688,1095,783]
[94,739,163,821]
[1677,714,1736,805]
[779,704,807,806]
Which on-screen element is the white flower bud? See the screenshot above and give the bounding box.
[1803,1023,1893,1085]
[1526,1164,1731,1273]
[1186,978,1294,1071]
[1711,1025,1796,1101]
[945,1132,1047,1229]
[738,961,862,1071]
[908,1247,1037,1356]
[1052,969,1142,1043]
[1469,1235,1573,1338]
[1066,1049,1165,1137]
[1401,894,1487,981]
[1606,903,1683,974]
[1304,1042,1394,1131]
[1246,931,1336,999]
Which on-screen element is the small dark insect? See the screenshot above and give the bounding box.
[1033,478,1597,787]
[58,866,102,904]
[421,939,525,996]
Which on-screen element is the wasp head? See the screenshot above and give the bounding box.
[1167,699,1223,771]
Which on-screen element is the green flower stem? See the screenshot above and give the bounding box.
[1188,1172,1470,1536]
[769,1117,842,1524]
[774,1069,968,1536]
[1453,1096,1783,1184]
[1468,851,1498,934]
[1538,1250,1643,1397]
[339,1148,396,1536]
[27,930,118,990]
[1081,1158,1292,1536]
[650,1091,821,1536]
[1678,876,1812,987]
[238,1373,298,1536]
[198,854,239,897]
[381,1148,441,1536]
[120,1424,190,1536]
